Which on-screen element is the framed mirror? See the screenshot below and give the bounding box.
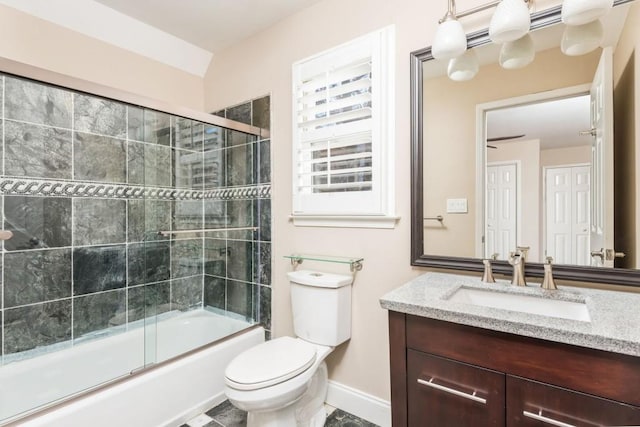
[411,0,640,286]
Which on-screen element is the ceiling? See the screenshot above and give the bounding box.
[92,0,323,53]
[486,95,591,150]
[0,0,323,76]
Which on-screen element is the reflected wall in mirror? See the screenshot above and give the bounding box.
[413,0,640,285]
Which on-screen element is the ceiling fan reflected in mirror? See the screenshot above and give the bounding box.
[486,133,526,148]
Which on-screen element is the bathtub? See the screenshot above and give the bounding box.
[0,309,264,427]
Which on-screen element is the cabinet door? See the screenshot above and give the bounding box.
[407,350,505,427]
[507,375,640,426]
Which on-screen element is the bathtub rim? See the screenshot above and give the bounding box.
[0,323,263,427]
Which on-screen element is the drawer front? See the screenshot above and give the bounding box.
[507,375,640,427]
[408,350,505,427]
[406,315,640,406]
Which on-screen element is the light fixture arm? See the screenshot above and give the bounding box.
[441,0,457,22]
[440,0,533,24]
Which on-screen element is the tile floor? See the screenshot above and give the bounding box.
[181,400,379,427]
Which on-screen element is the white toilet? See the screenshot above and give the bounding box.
[224,270,353,427]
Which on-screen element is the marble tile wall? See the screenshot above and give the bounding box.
[207,96,272,338]
[0,75,272,363]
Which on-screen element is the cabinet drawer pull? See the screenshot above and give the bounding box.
[523,410,576,427]
[417,378,487,404]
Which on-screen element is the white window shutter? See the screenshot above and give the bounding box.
[292,26,395,220]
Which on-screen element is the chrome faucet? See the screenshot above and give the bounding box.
[481,253,498,283]
[508,246,529,286]
[541,256,558,290]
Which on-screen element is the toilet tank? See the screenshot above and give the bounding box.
[288,270,353,347]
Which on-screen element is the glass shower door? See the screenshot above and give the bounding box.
[0,76,151,422]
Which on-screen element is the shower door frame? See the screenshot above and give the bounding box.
[0,57,269,139]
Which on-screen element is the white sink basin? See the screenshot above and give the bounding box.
[447,287,591,322]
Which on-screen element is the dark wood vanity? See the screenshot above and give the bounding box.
[389,311,640,427]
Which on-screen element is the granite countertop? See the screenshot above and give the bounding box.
[379,272,640,357]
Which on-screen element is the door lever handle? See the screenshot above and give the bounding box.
[579,128,597,137]
[590,248,625,263]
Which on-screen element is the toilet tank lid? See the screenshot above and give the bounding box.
[287,270,353,288]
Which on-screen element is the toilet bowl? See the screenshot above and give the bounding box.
[225,337,332,426]
[224,270,353,427]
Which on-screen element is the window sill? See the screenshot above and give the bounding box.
[290,214,400,229]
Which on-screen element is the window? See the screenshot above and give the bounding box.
[291,26,396,228]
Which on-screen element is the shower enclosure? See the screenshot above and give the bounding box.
[0,70,271,423]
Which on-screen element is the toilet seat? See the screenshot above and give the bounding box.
[225,337,317,391]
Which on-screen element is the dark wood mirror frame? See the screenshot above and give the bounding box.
[410,0,640,287]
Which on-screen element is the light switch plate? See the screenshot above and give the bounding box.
[447,198,468,213]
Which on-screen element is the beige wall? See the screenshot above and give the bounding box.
[488,139,541,262]
[423,48,600,258]
[540,145,591,168]
[0,4,205,110]
[613,1,640,268]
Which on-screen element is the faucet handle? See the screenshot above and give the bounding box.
[481,258,496,283]
[542,256,558,290]
[490,253,499,260]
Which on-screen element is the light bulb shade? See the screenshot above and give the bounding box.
[448,50,479,81]
[562,0,613,26]
[499,34,535,69]
[432,18,467,60]
[561,20,604,56]
[489,0,531,43]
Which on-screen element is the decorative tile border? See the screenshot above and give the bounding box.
[203,184,271,200]
[0,177,271,201]
[0,177,202,200]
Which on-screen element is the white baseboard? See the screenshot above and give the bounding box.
[326,381,391,427]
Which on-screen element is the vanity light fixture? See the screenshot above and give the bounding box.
[448,49,480,81]
[489,0,532,43]
[499,33,535,69]
[433,0,613,81]
[432,0,467,60]
[561,0,614,26]
[561,19,604,56]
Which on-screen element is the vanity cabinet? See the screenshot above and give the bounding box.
[389,311,640,427]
